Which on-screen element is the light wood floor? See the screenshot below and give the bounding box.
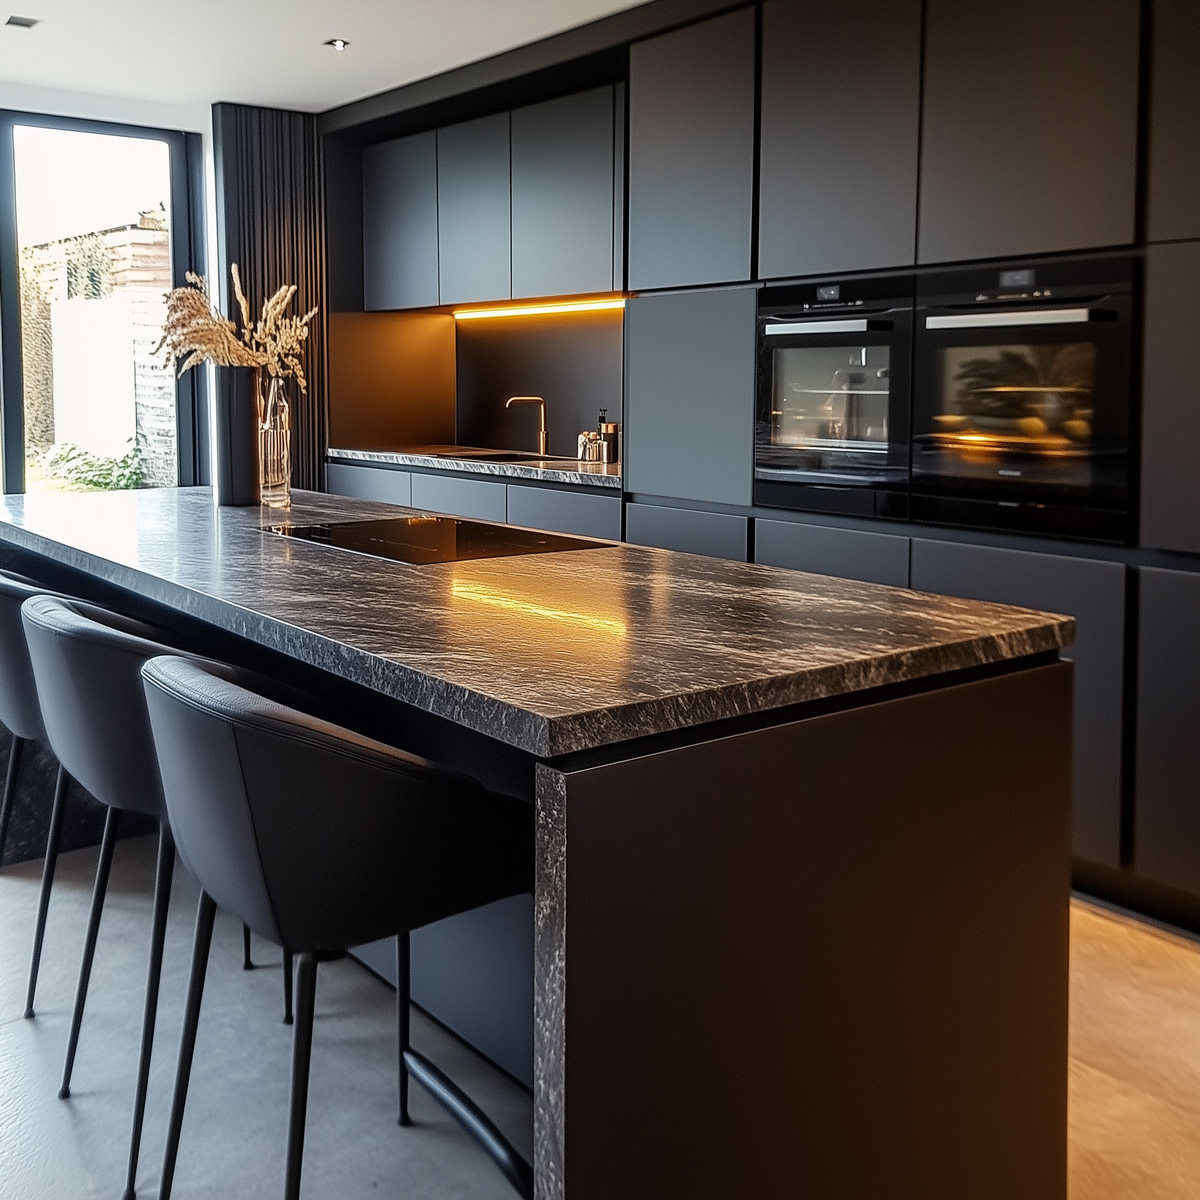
[1070,898,1200,1197]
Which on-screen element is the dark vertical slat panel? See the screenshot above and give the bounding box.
[212,102,327,491]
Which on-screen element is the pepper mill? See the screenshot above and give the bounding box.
[597,408,621,464]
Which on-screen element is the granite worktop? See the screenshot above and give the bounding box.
[0,488,1073,757]
[328,445,622,489]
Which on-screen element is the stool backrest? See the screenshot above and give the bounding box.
[141,655,534,954]
[0,570,66,741]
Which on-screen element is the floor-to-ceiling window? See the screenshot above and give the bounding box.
[0,114,204,493]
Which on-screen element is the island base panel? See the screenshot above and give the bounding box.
[537,661,1071,1200]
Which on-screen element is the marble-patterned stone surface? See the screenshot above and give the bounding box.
[0,488,1073,757]
[328,445,622,489]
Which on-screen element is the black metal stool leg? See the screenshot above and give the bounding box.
[0,735,25,867]
[285,952,318,1200]
[121,823,175,1200]
[243,923,253,970]
[159,890,217,1200]
[59,806,121,1097]
[25,765,68,1019]
[283,948,294,1025]
[397,932,411,1126]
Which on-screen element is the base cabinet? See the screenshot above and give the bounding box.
[755,519,910,588]
[626,503,748,562]
[326,462,412,507]
[1134,568,1200,895]
[410,474,508,522]
[910,539,1126,868]
[507,484,621,541]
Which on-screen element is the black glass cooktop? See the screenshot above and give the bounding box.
[265,516,605,565]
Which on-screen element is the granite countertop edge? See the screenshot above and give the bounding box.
[328,446,622,490]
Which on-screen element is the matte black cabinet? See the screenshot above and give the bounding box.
[362,132,440,310]
[758,0,921,279]
[1147,0,1200,242]
[910,539,1126,868]
[326,461,413,507]
[1141,242,1200,554]
[1133,568,1200,895]
[437,113,511,305]
[507,484,622,541]
[627,9,755,290]
[511,87,616,299]
[918,0,1139,263]
[755,519,910,588]
[626,503,748,562]
[624,287,757,507]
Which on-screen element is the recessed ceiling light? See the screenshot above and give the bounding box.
[5,15,40,28]
[324,37,349,52]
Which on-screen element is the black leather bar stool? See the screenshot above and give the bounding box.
[142,655,536,1200]
[21,596,301,1200]
[0,570,75,1019]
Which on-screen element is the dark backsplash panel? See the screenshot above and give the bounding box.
[455,309,623,458]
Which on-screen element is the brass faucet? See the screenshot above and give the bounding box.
[505,396,548,456]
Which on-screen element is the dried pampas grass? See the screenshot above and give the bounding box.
[157,264,317,392]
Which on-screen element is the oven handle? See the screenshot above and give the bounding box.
[924,307,1095,330]
[763,318,892,336]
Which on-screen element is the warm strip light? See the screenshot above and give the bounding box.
[451,580,628,636]
[452,298,626,321]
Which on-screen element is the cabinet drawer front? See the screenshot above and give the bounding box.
[410,473,507,522]
[755,520,909,588]
[626,503,747,562]
[507,485,621,541]
[911,538,1125,868]
[325,462,412,508]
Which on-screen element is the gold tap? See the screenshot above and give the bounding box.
[505,396,548,456]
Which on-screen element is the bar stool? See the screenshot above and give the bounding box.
[21,595,304,1200]
[0,569,75,1019]
[141,655,536,1200]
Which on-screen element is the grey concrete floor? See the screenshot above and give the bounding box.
[0,833,532,1199]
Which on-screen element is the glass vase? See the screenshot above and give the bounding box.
[258,374,291,509]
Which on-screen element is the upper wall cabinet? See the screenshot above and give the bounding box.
[511,87,617,299]
[362,132,440,311]
[1146,0,1200,242]
[628,10,756,290]
[918,0,1139,264]
[437,112,512,306]
[758,0,921,280]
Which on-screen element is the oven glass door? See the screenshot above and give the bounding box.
[911,301,1131,537]
[754,314,911,518]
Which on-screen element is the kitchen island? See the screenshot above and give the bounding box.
[0,487,1073,1200]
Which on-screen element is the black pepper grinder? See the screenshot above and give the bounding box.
[598,408,620,464]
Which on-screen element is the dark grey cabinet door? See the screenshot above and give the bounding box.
[918,0,1139,263]
[626,503,748,562]
[511,87,615,299]
[1134,567,1200,895]
[410,473,507,522]
[758,0,921,279]
[627,9,756,290]
[362,132,440,310]
[325,461,412,507]
[1141,242,1200,555]
[624,287,757,507]
[911,539,1126,868]
[1147,0,1200,242]
[507,484,622,541]
[437,113,511,305]
[755,519,910,588]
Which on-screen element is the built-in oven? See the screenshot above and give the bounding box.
[911,257,1135,542]
[754,277,913,519]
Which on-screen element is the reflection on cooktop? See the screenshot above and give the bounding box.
[265,516,607,565]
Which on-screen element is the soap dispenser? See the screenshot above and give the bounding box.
[597,408,620,464]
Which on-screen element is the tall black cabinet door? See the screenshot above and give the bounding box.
[627,9,756,291]
[624,287,757,506]
[437,112,511,305]
[362,132,440,310]
[1141,242,1200,554]
[1134,567,1200,895]
[918,0,1139,264]
[910,539,1126,868]
[1147,0,1200,242]
[758,0,921,279]
[511,87,615,299]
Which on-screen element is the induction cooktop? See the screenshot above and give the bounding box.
[265,516,606,565]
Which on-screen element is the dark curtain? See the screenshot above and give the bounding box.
[212,103,327,491]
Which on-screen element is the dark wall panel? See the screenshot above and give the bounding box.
[213,102,327,491]
[1146,0,1200,243]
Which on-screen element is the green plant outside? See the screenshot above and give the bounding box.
[34,439,144,491]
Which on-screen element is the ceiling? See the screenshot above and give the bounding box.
[0,0,650,114]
